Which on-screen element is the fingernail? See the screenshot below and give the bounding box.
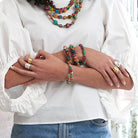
[126,73,129,77]
[117,84,120,88]
[123,81,126,86]
[110,83,113,86]
[10,66,14,70]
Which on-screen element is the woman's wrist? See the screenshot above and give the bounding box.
[74,46,83,63]
[60,63,69,81]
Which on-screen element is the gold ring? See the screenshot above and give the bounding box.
[113,66,119,74]
[28,58,33,64]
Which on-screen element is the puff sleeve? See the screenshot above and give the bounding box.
[0,4,47,117]
[99,0,138,122]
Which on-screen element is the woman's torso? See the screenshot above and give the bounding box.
[2,0,107,124]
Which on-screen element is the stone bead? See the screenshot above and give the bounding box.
[54,14,58,18]
[59,15,62,19]
[66,23,70,28]
[68,15,72,19]
[55,9,59,13]
[83,50,86,55]
[53,20,58,25]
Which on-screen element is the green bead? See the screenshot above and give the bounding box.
[83,50,86,55]
[53,20,58,25]
[59,15,62,19]
[73,15,77,19]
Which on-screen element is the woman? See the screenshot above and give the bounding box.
[0,0,137,137]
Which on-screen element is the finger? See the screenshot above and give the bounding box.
[36,50,50,59]
[23,79,44,86]
[111,63,126,86]
[24,54,30,61]
[106,68,120,88]
[115,69,126,86]
[23,55,39,66]
[119,65,129,78]
[11,66,37,77]
[18,57,36,71]
[101,71,113,86]
[111,61,127,86]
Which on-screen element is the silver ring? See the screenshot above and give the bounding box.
[114,60,121,68]
[25,63,31,70]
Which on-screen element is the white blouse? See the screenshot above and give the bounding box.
[0,0,138,124]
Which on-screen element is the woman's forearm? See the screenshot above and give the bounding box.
[5,46,133,90]
[5,47,78,89]
[5,62,34,89]
[72,65,133,90]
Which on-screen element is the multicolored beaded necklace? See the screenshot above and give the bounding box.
[42,0,83,28]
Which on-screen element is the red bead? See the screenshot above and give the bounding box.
[66,23,70,28]
[45,6,49,10]
[72,13,75,16]
[60,10,62,13]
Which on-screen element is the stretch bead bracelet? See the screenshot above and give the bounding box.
[79,44,86,65]
[63,46,73,84]
[69,44,80,66]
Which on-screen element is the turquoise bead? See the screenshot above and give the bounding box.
[75,4,79,8]
[53,20,58,25]
[55,9,59,13]
[59,15,62,19]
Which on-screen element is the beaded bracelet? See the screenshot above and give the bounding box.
[79,44,86,65]
[63,46,73,84]
[69,44,80,66]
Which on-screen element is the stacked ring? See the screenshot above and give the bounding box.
[25,63,31,70]
[28,58,33,64]
[113,66,119,74]
[114,60,121,68]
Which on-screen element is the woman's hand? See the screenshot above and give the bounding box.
[11,50,68,84]
[84,47,129,87]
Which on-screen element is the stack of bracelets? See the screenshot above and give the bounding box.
[63,44,86,84]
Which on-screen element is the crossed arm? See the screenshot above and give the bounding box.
[5,46,133,90]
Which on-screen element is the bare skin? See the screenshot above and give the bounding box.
[6,46,133,90]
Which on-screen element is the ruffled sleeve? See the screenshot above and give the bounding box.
[0,3,47,117]
[99,0,138,123]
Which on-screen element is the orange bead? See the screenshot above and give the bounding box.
[79,4,82,8]
[54,14,58,18]
[64,9,67,12]
[63,16,67,19]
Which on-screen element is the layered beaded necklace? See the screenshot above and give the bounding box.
[41,0,83,28]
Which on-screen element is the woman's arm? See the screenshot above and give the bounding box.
[5,48,71,89]
[5,46,129,89]
[10,50,133,90]
[72,65,133,90]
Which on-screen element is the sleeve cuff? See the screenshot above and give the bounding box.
[0,55,47,117]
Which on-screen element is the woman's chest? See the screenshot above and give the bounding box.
[18,0,105,53]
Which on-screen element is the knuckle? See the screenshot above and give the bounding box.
[111,74,116,79]
[112,75,118,82]
[38,50,43,53]
[104,74,109,80]
[99,67,104,72]
[108,59,112,64]
[18,57,22,62]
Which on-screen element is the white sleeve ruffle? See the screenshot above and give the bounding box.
[99,0,138,123]
[0,11,47,117]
